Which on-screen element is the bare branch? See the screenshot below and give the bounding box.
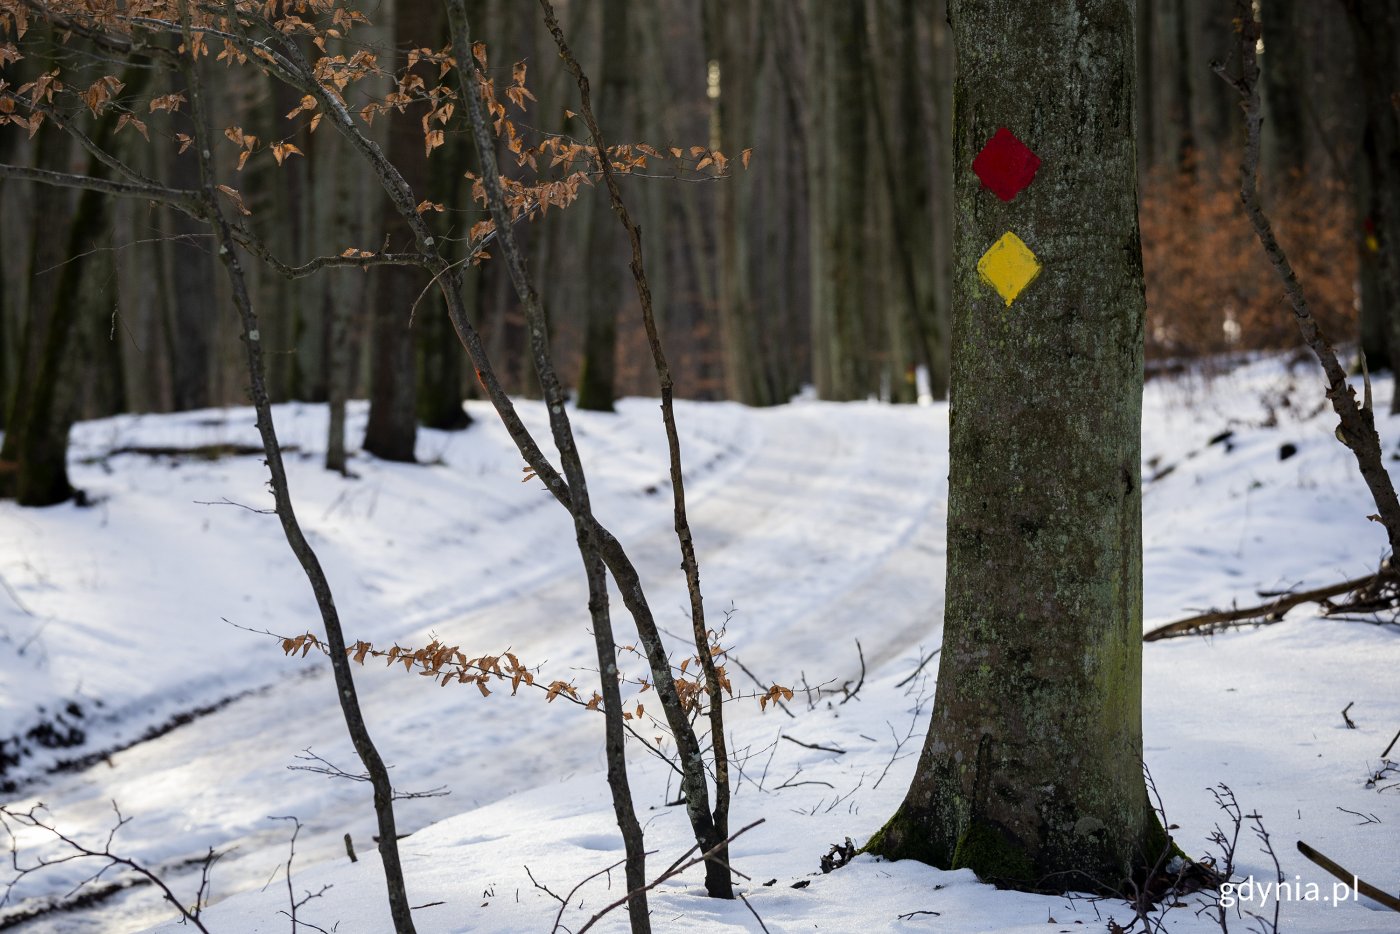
[0,803,215,932]
[0,163,200,211]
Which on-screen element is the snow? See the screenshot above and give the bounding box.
[0,353,1397,933]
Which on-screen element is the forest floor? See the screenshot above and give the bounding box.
[0,352,1397,933]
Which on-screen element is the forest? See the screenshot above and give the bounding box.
[0,0,1398,932]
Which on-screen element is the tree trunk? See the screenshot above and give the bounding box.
[3,64,146,504]
[417,129,472,431]
[1260,0,1308,185]
[1344,0,1400,391]
[0,114,69,498]
[158,69,215,412]
[868,0,1160,892]
[316,102,370,472]
[364,0,443,461]
[1134,0,1155,177]
[808,0,871,401]
[704,0,774,406]
[575,0,630,412]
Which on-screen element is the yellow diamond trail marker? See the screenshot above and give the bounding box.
[977,231,1041,306]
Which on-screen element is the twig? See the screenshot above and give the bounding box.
[838,640,865,704]
[0,571,35,617]
[572,820,764,934]
[1342,702,1357,730]
[1382,726,1400,759]
[739,892,770,933]
[894,647,940,689]
[193,497,277,514]
[549,855,629,933]
[0,803,214,932]
[1335,806,1380,825]
[730,654,794,719]
[774,768,834,791]
[524,864,566,907]
[288,750,448,800]
[781,735,846,755]
[874,697,927,791]
[896,909,941,920]
[1246,812,1282,934]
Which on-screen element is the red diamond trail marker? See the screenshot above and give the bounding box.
[973,128,1041,202]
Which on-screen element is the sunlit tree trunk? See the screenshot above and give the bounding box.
[869,0,1160,891]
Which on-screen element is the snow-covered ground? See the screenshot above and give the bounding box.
[0,354,1397,933]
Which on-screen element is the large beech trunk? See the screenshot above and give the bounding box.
[868,0,1159,892]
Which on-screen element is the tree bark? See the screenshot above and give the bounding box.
[868,0,1159,892]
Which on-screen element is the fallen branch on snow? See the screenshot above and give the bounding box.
[1143,570,1395,641]
[1295,841,1400,913]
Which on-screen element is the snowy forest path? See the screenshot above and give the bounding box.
[1,400,950,932]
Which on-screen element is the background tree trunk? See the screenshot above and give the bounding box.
[807,0,871,401]
[869,0,1158,890]
[363,0,439,461]
[1344,0,1400,392]
[158,69,216,413]
[703,0,775,406]
[575,0,631,412]
[417,123,472,432]
[1261,0,1308,185]
[2,62,147,504]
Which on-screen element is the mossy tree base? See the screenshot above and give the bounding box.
[866,800,1181,895]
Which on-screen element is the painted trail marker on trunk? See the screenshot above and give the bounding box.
[973,127,1040,201]
[974,128,1042,305]
[977,231,1041,305]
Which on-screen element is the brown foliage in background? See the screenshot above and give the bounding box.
[1140,158,1357,363]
